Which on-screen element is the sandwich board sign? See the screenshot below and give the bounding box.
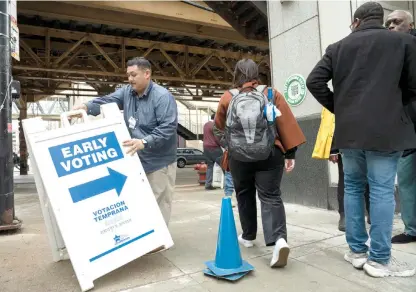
[22,103,174,291]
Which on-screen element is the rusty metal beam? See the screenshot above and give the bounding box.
[204,65,219,81]
[64,1,231,29]
[53,35,88,66]
[20,39,44,66]
[150,60,168,77]
[216,55,234,76]
[88,35,119,71]
[58,47,84,69]
[122,38,126,70]
[142,44,157,58]
[15,75,126,85]
[19,25,266,61]
[20,38,251,72]
[159,48,185,77]
[18,1,268,48]
[13,65,232,86]
[45,30,50,66]
[191,53,214,77]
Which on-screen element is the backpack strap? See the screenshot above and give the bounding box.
[256,84,267,94]
[229,89,239,97]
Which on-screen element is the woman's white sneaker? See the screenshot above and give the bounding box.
[270,238,290,268]
[344,251,368,269]
[238,234,254,248]
[364,258,416,278]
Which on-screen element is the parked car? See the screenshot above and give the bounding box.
[176,148,207,168]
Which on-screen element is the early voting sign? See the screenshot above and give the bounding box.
[22,103,173,291]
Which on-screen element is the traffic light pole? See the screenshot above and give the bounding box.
[0,0,20,231]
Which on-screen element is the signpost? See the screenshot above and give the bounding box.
[0,0,21,231]
[23,103,174,291]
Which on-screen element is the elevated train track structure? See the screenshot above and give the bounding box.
[12,0,269,174]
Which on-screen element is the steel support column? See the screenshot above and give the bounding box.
[0,0,20,231]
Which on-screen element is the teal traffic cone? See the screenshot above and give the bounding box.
[204,197,254,281]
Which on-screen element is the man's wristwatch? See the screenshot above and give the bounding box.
[142,139,148,148]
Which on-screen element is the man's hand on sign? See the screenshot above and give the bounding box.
[69,104,88,120]
[123,139,144,156]
[285,159,295,173]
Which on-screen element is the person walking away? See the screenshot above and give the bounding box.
[312,108,370,232]
[73,57,178,226]
[306,2,416,277]
[203,114,223,190]
[385,9,416,244]
[214,59,306,268]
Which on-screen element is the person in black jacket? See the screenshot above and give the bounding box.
[306,2,416,278]
[385,10,416,245]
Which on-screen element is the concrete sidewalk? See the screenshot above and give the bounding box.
[1,184,415,292]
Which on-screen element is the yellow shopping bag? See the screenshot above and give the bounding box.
[312,108,335,159]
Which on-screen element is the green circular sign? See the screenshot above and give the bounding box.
[283,74,307,107]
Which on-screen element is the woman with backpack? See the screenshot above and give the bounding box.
[213,59,306,268]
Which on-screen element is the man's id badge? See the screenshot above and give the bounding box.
[128,116,136,129]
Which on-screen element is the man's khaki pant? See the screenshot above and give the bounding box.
[146,162,176,226]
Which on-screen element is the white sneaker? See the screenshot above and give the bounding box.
[270,238,290,268]
[238,234,254,248]
[364,258,416,278]
[344,251,368,269]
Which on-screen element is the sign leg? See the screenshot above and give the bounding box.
[78,278,94,292]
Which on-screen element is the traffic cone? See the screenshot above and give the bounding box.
[204,197,254,281]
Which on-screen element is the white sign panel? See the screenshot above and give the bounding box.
[23,104,173,291]
[10,22,19,61]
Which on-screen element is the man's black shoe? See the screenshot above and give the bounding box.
[391,233,416,244]
[338,216,345,232]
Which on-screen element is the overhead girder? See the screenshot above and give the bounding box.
[203,1,268,42]
[17,1,268,49]
[14,25,270,103]
[62,1,230,30]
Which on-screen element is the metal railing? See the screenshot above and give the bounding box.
[177,108,212,138]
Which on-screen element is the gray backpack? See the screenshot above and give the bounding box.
[224,85,277,162]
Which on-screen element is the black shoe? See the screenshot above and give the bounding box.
[338,216,345,232]
[205,186,216,190]
[391,233,416,244]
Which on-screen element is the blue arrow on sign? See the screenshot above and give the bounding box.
[69,167,127,203]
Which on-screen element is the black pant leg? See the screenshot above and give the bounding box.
[255,149,287,245]
[364,183,370,216]
[229,157,257,241]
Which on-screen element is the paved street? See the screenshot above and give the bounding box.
[175,166,200,187]
[2,169,416,292]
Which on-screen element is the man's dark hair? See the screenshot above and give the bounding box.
[353,2,384,24]
[126,57,152,72]
[211,113,215,120]
[233,59,259,88]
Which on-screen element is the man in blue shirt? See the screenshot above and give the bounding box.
[74,57,178,226]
